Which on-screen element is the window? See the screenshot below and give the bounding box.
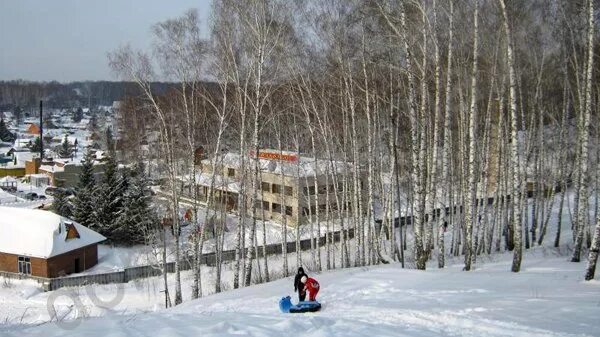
[303,186,316,196]
[318,185,327,194]
[18,256,31,275]
[227,168,235,177]
[65,222,80,240]
[261,182,270,192]
[271,184,282,194]
[285,206,293,216]
[253,200,266,211]
[272,203,282,213]
[319,204,327,212]
[202,186,209,202]
[284,186,293,196]
[301,206,317,216]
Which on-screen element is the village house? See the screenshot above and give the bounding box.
[0,161,25,178]
[0,207,106,278]
[38,158,105,188]
[26,123,41,136]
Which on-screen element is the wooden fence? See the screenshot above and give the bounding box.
[0,227,357,291]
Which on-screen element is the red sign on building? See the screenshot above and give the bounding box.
[250,151,298,162]
[250,150,298,162]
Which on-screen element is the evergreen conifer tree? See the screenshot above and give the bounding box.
[72,147,96,228]
[0,119,15,143]
[29,137,42,153]
[14,106,23,125]
[73,107,84,123]
[51,190,72,218]
[59,136,72,158]
[94,151,126,240]
[114,162,156,245]
[105,127,115,154]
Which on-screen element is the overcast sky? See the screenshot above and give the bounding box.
[0,0,211,82]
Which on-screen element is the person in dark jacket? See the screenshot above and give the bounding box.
[294,267,307,301]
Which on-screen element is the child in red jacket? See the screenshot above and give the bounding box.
[301,275,320,301]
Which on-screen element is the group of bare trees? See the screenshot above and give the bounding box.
[109,0,600,305]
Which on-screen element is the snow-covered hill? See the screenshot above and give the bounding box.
[3,251,599,337]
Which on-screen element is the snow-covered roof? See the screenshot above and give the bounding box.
[51,135,77,144]
[0,207,106,259]
[180,173,240,193]
[14,152,37,163]
[14,139,32,149]
[201,151,352,177]
[0,176,17,183]
[29,173,49,179]
[0,162,24,169]
[39,164,65,173]
[0,147,13,156]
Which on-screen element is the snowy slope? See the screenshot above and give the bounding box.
[2,253,599,337]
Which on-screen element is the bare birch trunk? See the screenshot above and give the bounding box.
[439,0,454,269]
[498,0,523,272]
[573,0,594,263]
[463,0,479,271]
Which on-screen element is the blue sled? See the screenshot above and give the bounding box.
[279,295,321,313]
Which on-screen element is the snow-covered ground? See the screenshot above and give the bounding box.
[82,207,348,274]
[0,180,53,208]
[1,249,598,337]
[1,190,599,336]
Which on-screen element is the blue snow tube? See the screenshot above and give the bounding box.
[279,296,321,313]
[279,296,293,313]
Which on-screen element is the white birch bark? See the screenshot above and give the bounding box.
[573,0,594,262]
[463,0,479,271]
[498,0,523,272]
[439,0,454,268]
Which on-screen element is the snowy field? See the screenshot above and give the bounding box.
[1,247,599,337]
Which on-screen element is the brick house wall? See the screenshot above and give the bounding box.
[46,244,98,278]
[0,244,98,278]
[0,252,46,276]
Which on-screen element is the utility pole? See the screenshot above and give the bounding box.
[39,100,44,160]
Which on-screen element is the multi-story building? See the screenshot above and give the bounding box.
[180,150,360,227]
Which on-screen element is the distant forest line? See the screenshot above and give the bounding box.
[0,80,178,111]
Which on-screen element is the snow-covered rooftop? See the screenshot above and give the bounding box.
[0,176,17,183]
[201,151,352,177]
[180,172,240,193]
[0,147,13,156]
[39,164,65,173]
[0,207,106,259]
